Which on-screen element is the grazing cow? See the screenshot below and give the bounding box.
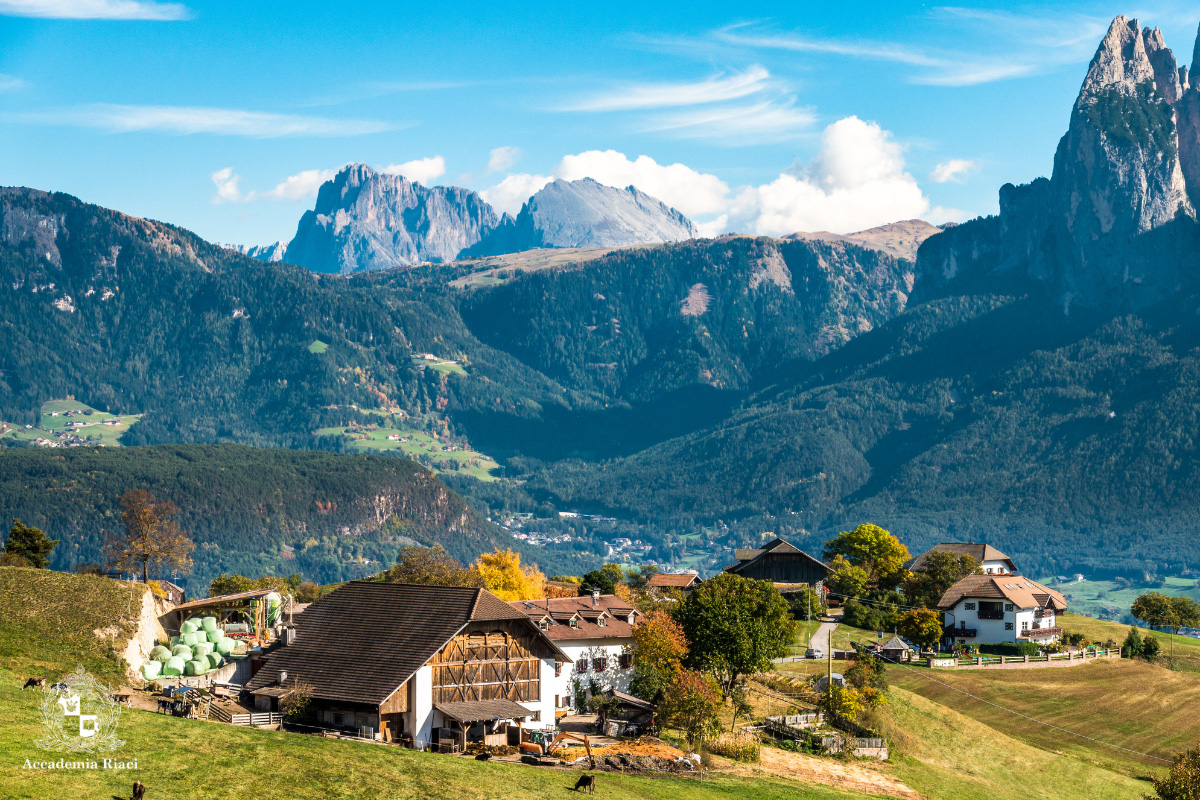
[131,780,146,800]
[574,774,596,794]
[49,682,69,694]
[156,698,172,714]
[22,677,45,690]
[474,752,492,761]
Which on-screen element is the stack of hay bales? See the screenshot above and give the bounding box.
[140,616,238,681]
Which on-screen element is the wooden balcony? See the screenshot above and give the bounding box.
[945,626,977,638]
[1017,626,1062,640]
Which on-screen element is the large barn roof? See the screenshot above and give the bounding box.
[246,582,566,706]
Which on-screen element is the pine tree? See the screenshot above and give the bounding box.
[1123,624,1144,658]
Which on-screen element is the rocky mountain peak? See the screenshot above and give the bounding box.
[1142,26,1182,103]
[1081,16,1153,94]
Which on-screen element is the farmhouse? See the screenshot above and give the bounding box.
[646,572,700,592]
[722,537,830,588]
[246,582,567,749]
[937,574,1067,647]
[507,592,639,718]
[910,543,1017,575]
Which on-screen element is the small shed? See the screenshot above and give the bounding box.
[881,635,912,663]
[815,673,845,692]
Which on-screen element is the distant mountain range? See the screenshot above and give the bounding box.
[260,165,700,274]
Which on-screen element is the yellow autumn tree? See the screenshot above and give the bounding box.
[473,548,545,601]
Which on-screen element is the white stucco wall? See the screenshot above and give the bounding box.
[980,559,1013,574]
[408,664,434,747]
[546,638,634,711]
[519,656,558,731]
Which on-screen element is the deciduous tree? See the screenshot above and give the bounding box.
[628,609,688,701]
[896,608,943,651]
[826,555,870,599]
[675,573,795,696]
[659,669,722,748]
[2,519,58,569]
[1150,738,1200,800]
[104,489,193,584]
[473,548,544,601]
[823,524,911,591]
[903,552,981,608]
[385,546,483,587]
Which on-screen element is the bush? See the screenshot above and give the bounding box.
[978,642,1040,657]
[842,598,898,631]
[707,732,761,763]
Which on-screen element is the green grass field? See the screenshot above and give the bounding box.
[0,399,142,447]
[448,247,619,288]
[314,425,500,481]
[307,340,328,354]
[412,355,467,375]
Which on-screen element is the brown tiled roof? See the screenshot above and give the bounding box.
[647,573,699,588]
[246,582,563,706]
[435,699,533,723]
[910,543,1016,573]
[937,575,1067,612]
[507,594,639,642]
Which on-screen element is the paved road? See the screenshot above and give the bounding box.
[773,611,842,664]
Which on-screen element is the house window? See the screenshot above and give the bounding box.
[555,662,562,677]
[593,657,607,672]
[986,568,993,574]
[531,711,541,722]
[555,695,560,708]
[964,602,976,610]
[1022,621,1029,630]
[576,658,588,673]
[1005,622,1014,630]
[978,601,1004,620]
[597,617,606,627]
[1004,603,1014,612]
[333,713,344,727]
[619,654,633,669]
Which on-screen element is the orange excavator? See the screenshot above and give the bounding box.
[540,731,594,768]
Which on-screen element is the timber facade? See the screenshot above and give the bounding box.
[723,537,831,587]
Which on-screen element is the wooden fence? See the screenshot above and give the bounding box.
[209,706,282,727]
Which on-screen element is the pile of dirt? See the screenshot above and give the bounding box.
[593,753,696,773]
[596,737,686,760]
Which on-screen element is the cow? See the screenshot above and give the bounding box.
[131,780,146,800]
[22,677,45,690]
[156,698,172,714]
[574,774,596,794]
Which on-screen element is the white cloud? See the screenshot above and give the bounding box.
[0,74,21,91]
[210,167,243,204]
[381,156,446,185]
[480,173,553,216]
[0,0,189,19]
[930,159,978,184]
[258,168,336,200]
[646,98,815,143]
[724,116,931,236]
[16,104,393,137]
[552,151,730,217]
[485,146,521,175]
[565,65,772,112]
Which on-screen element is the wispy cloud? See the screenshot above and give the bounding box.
[380,156,446,185]
[0,74,22,91]
[0,0,190,20]
[647,98,816,143]
[485,146,521,175]
[564,65,773,111]
[930,158,978,183]
[13,104,397,137]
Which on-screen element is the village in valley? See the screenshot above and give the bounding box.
[5,507,1196,800]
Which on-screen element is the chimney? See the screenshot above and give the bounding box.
[279,670,287,685]
[592,589,600,607]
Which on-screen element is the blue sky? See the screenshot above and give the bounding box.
[1,0,1198,247]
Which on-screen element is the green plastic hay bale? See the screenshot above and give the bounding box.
[207,630,223,643]
[183,632,202,646]
[141,661,162,680]
[180,619,199,634]
[150,645,172,662]
[206,652,224,669]
[215,639,235,655]
[162,657,185,676]
[171,644,193,660]
[201,616,218,632]
[170,635,179,646]
[184,659,208,677]
[193,643,213,657]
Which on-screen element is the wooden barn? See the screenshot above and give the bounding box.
[245,582,567,750]
[723,537,830,587]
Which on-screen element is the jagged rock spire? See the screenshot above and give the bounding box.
[1143,27,1182,103]
[1081,16,1154,93]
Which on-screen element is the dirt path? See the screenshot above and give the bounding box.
[716,747,920,799]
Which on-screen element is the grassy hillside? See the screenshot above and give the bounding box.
[886,657,1191,777]
[0,567,139,685]
[1058,612,1200,671]
[874,688,1146,800]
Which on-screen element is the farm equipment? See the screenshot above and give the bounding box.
[545,731,594,768]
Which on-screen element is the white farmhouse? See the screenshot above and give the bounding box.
[937,575,1067,647]
[910,542,1018,575]
[508,592,640,720]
